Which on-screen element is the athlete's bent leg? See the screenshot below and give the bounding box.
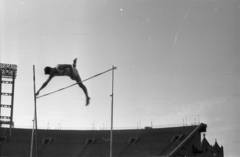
[74,73,90,106]
[78,82,90,106]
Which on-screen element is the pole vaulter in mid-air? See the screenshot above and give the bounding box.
[35,58,90,106]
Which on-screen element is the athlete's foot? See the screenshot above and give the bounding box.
[73,58,77,68]
[86,97,90,106]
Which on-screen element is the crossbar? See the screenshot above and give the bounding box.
[37,66,117,99]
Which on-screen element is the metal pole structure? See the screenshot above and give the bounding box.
[33,65,38,157]
[30,119,35,157]
[110,65,115,157]
[10,71,16,137]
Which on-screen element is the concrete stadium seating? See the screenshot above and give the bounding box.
[0,125,198,156]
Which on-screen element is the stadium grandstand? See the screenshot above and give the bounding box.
[0,123,223,157]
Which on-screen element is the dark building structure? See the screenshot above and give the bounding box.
[0,123,223,157]
[201,134,224,157]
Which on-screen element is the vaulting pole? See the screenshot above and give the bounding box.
[110,65,115,157]
[33,65,38,156]
[0,70,2,128]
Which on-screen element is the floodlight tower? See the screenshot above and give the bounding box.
[0,63,17,137]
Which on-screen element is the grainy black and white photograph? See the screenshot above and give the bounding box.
[0,0,240,156]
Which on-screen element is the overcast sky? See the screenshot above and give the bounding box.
[1,0,240,156]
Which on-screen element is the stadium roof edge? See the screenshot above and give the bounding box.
[6,123,201,131]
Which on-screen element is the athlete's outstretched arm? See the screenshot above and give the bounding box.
[36,76,53,96]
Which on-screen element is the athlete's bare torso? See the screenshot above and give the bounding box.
[50,64,79,81]
[50,64,71,76]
